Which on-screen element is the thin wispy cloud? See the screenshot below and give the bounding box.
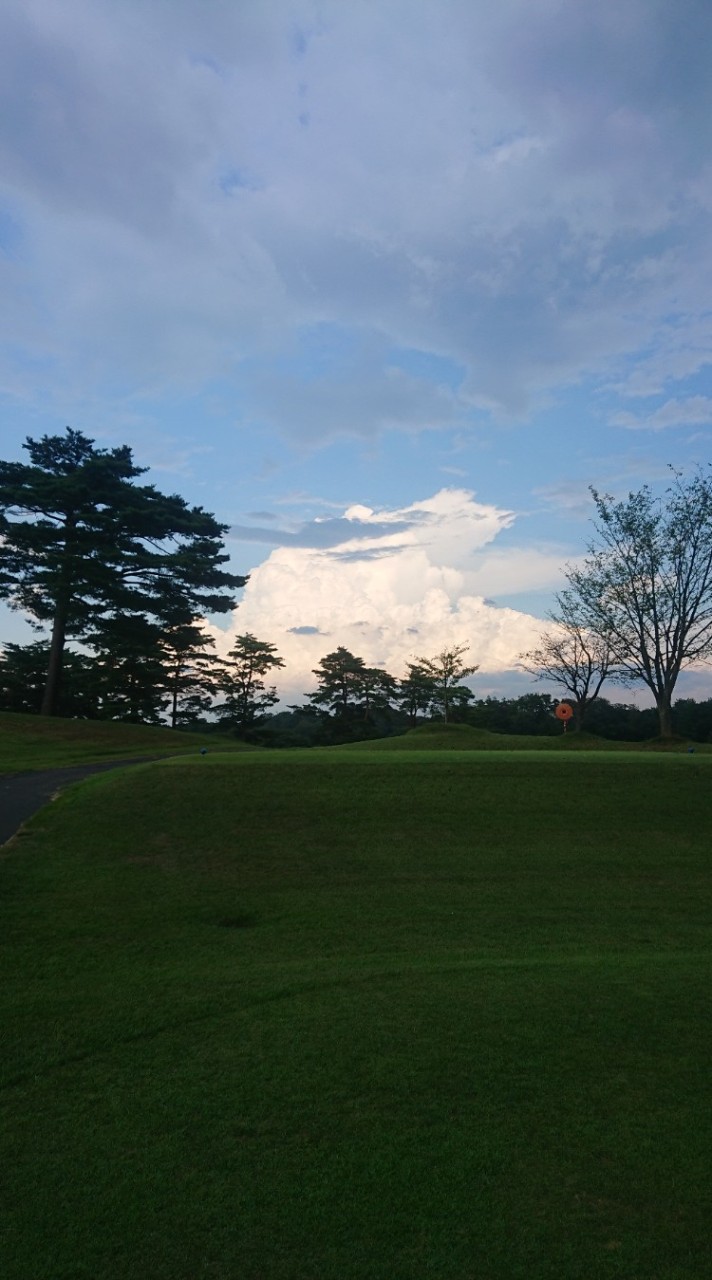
[612,397,712,431]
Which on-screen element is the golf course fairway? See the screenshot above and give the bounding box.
[2,750,710,1279]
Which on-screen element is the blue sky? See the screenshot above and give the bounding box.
[2,0,712,703]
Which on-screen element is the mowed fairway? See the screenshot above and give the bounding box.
[2,751,711,1279]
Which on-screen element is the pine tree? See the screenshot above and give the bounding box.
[308,647,367,719]
[0,428,245,715]
[217,633,285,734]
[414,644,478,723]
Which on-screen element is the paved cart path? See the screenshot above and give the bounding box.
[0,758,163,847]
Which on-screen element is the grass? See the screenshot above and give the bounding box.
[2,749,711,1278]
[0,710,252,773]
[344,721,712,752]
[1,712,705,775]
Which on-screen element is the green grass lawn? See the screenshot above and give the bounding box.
[344,721,712,752]
[1,712,705,774]
[2,751,711,1278]
[0,710,252,773]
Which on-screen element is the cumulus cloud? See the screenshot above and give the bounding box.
[216,488,559,701]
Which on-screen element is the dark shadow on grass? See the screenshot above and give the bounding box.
[216,914,258,929]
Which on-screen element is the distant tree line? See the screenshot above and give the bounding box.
[4,628,712,746]
[254,691,712,748]
[0,632,284,732]
[0,637,480,742]
[3,433,712,742]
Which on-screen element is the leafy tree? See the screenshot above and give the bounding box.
[89,615,168,724]
[256,705,328,748]
[305,648,401,741]
[0,619,221,728]
[468,693,559,736]
[158,618,220,729]
[217,633,285,735]
[397,662,438,725]
[671,697,712,743]
[90,609,220,728]
[308,647,368,719]
[0,641,100,717]
[0,428,245,716]
[518,590,615,729]
[0,641,49,713]
[583,697,658,742]
[509,693,559,735]
[357,666,398,722]
[565,469,712,737]
[444,683,476,722]
[414,644,478,723]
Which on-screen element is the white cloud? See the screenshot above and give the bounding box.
[216,488,553,700]
[2,0,712,428]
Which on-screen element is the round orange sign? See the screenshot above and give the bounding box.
[555,702,574,722]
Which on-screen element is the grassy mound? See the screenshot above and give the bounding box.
[346,722,624,751]
[2,752,711,1279]
[0,710,252,773]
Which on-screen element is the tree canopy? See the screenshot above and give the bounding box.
[414,644,478,722]
[0,428,245,714]
[397,662,439,725]
[217,633,285,735]
[307,647,398,729]
[518,589,615,729]
[564,469,712,737]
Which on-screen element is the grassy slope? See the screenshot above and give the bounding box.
[0,710,252,772]
[345,722,710,751]
[2,751,711,1279]
[1,712,704,775]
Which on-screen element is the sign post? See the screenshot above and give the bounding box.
[555,702,574,733]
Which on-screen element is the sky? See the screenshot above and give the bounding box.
[2,0,712,705]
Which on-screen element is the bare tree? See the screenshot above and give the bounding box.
[564,468,712,738]
[518,591,615,729]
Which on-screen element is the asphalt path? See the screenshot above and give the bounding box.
[0,757,162,847]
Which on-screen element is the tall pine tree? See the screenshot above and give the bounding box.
[217,633,285,735]
[0,429,245,714]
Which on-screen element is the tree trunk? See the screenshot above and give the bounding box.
[40,602,69,716]
[656,694,674,739]
[40,520,77,718]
